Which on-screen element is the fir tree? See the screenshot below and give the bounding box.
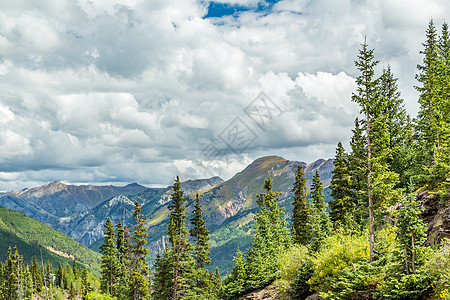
[189,193,212,295]
[31,255,43,293]
[81,268,92,299]
[23,265,33,300]
[167,176,195,300]
[329,142,353,228]
[130,201,150,300]
[308,171,332,251]
[220,250,247,300]
[413,18,450,192]
[246,178,290,288]
[56,262,63,289]
[291,165,309,244]
[115,219,129,299]
[72,259,78,281]
[396,194,427,275]
[151,245,173,300]
[352,38,379,262]
[100,217,119,296]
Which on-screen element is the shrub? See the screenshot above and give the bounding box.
[320,259,385,300]
[424,240,450,299]
[308,231,369,292]
[375,272,433,300]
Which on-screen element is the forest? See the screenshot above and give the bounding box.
[1,19,450,300]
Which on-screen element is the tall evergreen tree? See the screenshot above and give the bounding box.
[81,267,92,299]
[329,142,353,228]
[396,194,427,275]
[246,178,290,288]
[189,193,212,295]
[100,217,119,296]
[413,19,448,191]
[377,65,411,190]
[129,201,150,300]
[152,244,173,300]
[291,165,309,244]
[72,259,78,281]
[349,118,367,227]
[352,38,379,262]
[167,176,195,300]
[308,171,332,251]
[31,255,43,293]
[115,219,129,299]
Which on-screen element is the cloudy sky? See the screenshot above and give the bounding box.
[0,0,449,190]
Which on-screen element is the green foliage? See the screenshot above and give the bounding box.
[308,171,332,251]
[85,291,117,300]
[167,176,195,300]
[375,272,433,300]
[395,195,427,274]
[0,207,101,273]
[424,241,450,299]
[129,201,150,300]
[329,142,353,228]
[308,232,369,292]
[246,178,290,289]
[219,250,247,300]
[100,218,119,296]
[291,165,309,245]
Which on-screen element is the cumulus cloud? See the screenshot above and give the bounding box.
[0,0,449,190]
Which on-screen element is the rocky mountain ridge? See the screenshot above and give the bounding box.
[0,156,334,273]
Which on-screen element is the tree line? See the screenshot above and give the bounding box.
[0,247,94,300]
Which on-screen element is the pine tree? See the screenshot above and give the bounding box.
[168,176,195,300]
[72,259,78,281]
[100,217,119,296]
[129,201,150,300]
[220,250,247,300]
[396,194,427,275]
[31,255,43,293]
[45,261,53,289]
[308,171,332,251]
[56,262,63,289]
[329,142,353,228]
[115,219,129,299]
[414,19,446,190]
[291,165,309,244]
[189,193,212,295]
[246,178,290,288]
[22,265,33,300]
[352,38,379,262]
[81,268,92,299]
[151,245,173,300]
[377,65,411,190]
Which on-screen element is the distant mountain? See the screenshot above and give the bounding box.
[0,207,101,274]
[0,156,334,274]
[2,181,147,218]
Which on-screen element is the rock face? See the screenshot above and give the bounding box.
[420,190,450,245]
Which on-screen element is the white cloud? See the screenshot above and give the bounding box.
[0,0,449,190]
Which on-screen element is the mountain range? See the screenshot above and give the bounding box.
[0,155,335,273]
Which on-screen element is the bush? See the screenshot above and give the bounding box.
[320,259,385,300]
[375,272,433,300]
[290,260,314,299]
[425,240,450,299]
[308,231,369,292]
[84,291,117,300]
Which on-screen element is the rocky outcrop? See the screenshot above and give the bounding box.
[420,190,450,246]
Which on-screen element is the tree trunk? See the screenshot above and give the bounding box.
[411,232,416,274]
[366,105,375,262]
[404,247,409,275]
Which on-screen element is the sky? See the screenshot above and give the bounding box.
[0,0,449,191]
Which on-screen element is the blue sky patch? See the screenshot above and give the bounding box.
[204,0,282,18]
